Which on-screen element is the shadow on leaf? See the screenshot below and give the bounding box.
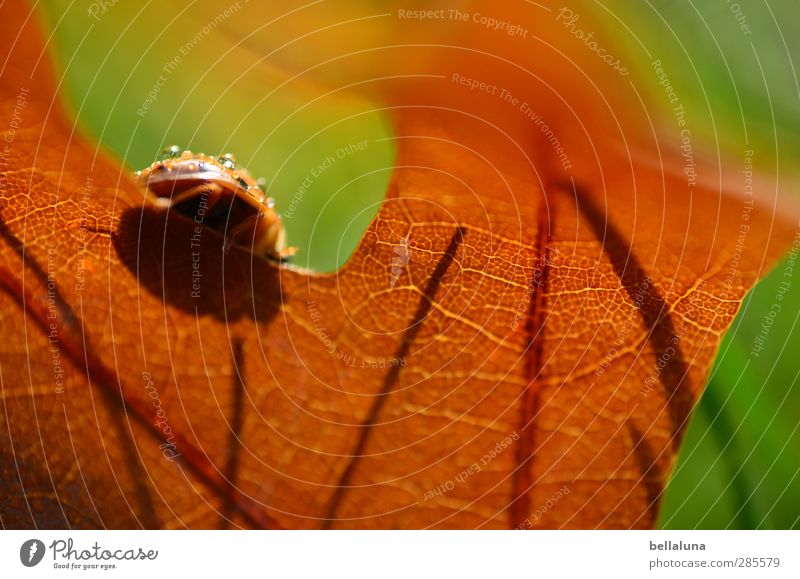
[114,206,283,324]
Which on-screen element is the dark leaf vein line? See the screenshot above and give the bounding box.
[0,219,280,529]
[572,183,692,444]
[322,225,465,527]
[510,192,553,529]
[219,337,246,528]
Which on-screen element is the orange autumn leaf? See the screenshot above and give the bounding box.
[0,0,795,530]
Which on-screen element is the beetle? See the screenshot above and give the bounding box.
[135,146,295,261]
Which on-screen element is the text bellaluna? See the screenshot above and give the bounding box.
[650,541,706,551]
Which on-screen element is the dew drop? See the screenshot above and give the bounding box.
[160,145,182,160]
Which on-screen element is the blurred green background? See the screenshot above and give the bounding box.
[37,0,395,272]
[605,0,800,529]
[37,0,799,528]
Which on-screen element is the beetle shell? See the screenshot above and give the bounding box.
[136,148,294,261]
